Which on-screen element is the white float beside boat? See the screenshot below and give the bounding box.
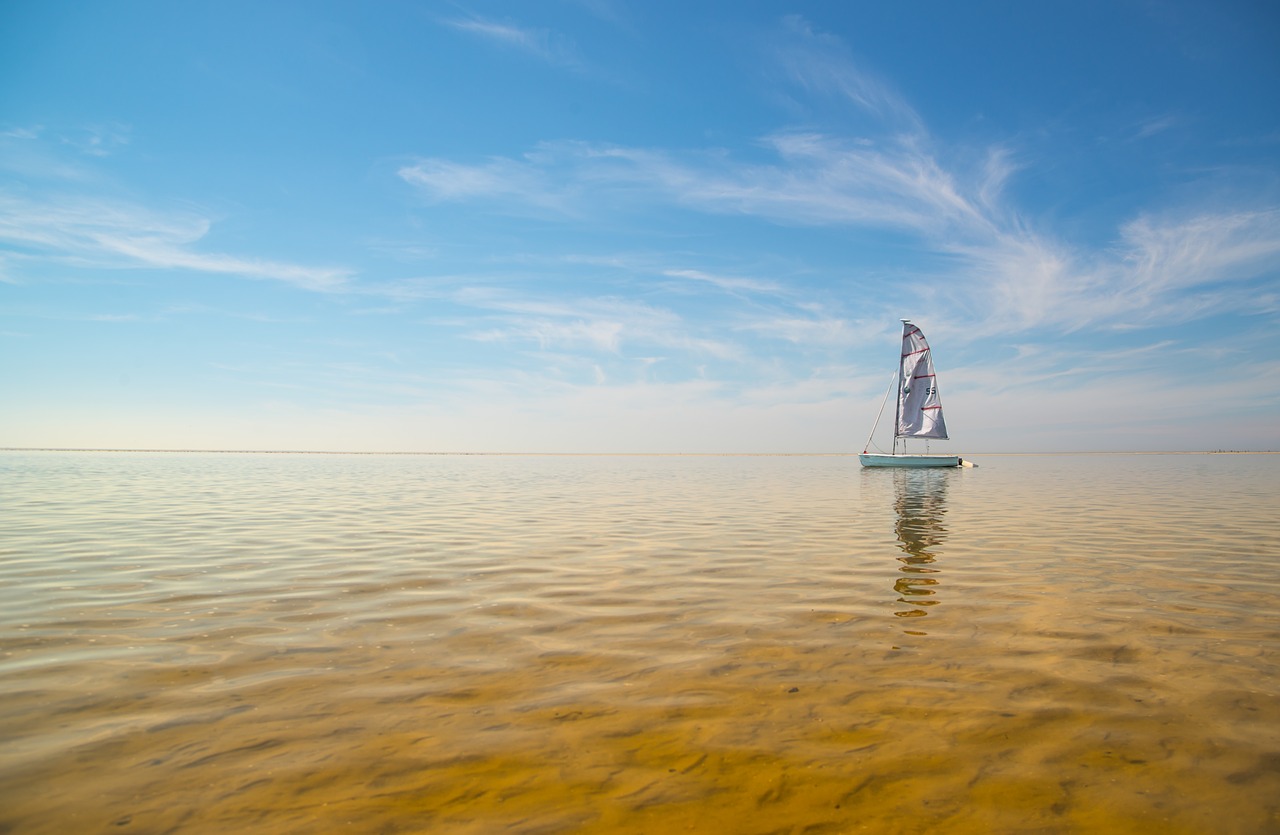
[860,320,969,469]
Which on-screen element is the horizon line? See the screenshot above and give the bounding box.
[2,448,1275,456]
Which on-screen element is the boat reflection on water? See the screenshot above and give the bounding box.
[889,467,951,626]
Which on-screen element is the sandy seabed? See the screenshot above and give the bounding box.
[2,451,1278,833]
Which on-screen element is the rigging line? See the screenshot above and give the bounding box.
[862,371,897,454]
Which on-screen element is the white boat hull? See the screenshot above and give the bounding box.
[859,453,962,468]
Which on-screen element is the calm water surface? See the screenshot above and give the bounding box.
[1,452,1278,834]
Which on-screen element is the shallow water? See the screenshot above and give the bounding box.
[1,451,1278,834]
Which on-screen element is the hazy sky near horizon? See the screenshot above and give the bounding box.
[2,1,1279,452]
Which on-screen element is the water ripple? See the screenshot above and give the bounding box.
[1,452,1278,833]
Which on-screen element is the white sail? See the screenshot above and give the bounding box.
[897,322,948,440]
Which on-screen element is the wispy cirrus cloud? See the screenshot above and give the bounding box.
[1106,208,1280,321]
[64,123,132,157]
[1119,209,1280,295]
[1,126,42,140]
[941,206,1280,334]
[661,268,784,296]
[0,193,353,291]
[400,126,1280,333]
[399,155,574,213]
[2,123,131,157]
[736,311,864,349]
[400,15,1280,340]
[1128,113,1180,141]
[772,14,924,132]
[441,15,580,68]
[399,131,999,237]
[452,287,740,362]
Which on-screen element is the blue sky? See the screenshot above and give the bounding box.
[2,1,1278,453]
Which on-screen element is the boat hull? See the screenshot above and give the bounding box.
[859,453,962,468]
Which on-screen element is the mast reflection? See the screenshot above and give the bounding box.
[890,468,950,623]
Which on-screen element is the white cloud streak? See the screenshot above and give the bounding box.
[396,15,1280,344]
[661,268,783,295]
[736,313,862,349]
[401,134,1280,333]
[399,51,1279,341]
[452,287,740,361]
[442,16,580,68]
[773,14,924,132]
[0,194,352,291]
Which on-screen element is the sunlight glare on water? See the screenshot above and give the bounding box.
[1,451,1278,833]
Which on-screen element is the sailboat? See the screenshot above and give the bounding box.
[860,320,967,468]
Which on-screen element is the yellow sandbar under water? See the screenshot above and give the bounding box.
[1,452,1278,833]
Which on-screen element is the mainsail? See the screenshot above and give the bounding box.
[896,322,948,440]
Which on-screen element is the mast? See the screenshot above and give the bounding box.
[893,318,909,454]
